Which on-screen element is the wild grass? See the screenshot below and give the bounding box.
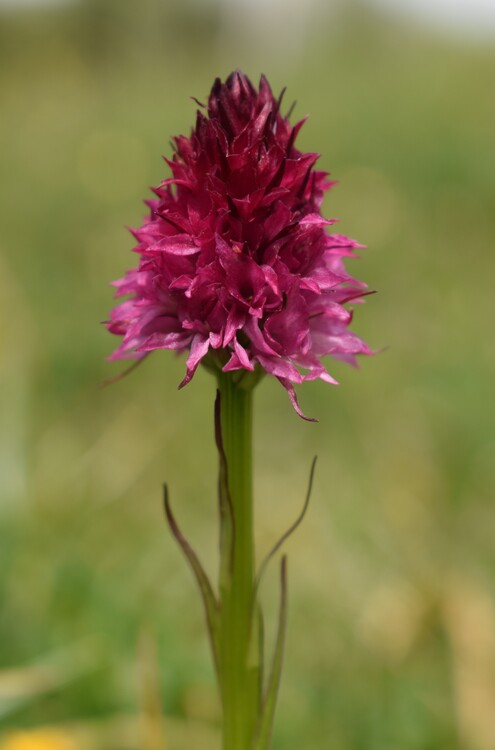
[0,3,494,748]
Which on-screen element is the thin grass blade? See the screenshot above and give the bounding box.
[163,485,221,675]
[252,556,288,750]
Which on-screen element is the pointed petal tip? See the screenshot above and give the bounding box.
[276,377,318,422]
[178,378,187,390]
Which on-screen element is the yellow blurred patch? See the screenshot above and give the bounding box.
[0,730,77,750]
[443,575,495,750]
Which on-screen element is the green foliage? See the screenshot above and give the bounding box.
[1,2,494,748]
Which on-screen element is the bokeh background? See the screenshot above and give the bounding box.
[1,0,494,748]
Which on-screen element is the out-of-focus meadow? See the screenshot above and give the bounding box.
[1,0,494,748]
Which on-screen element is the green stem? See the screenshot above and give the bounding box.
[217,372,257,750]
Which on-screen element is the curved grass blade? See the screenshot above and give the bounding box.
[246,456,316,731]
[163,485,221,676]
[252,556,288,750]
[255,456,316,592]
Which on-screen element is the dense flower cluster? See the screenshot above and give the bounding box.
[107,71,372,417]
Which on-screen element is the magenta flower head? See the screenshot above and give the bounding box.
[107,71,372,418]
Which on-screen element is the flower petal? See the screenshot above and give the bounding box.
[276,378,317,422]
[106,71,373,418]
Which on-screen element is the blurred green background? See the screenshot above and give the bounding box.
[1,1,494,748]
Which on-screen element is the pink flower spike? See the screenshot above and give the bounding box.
[107,71,373,417]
